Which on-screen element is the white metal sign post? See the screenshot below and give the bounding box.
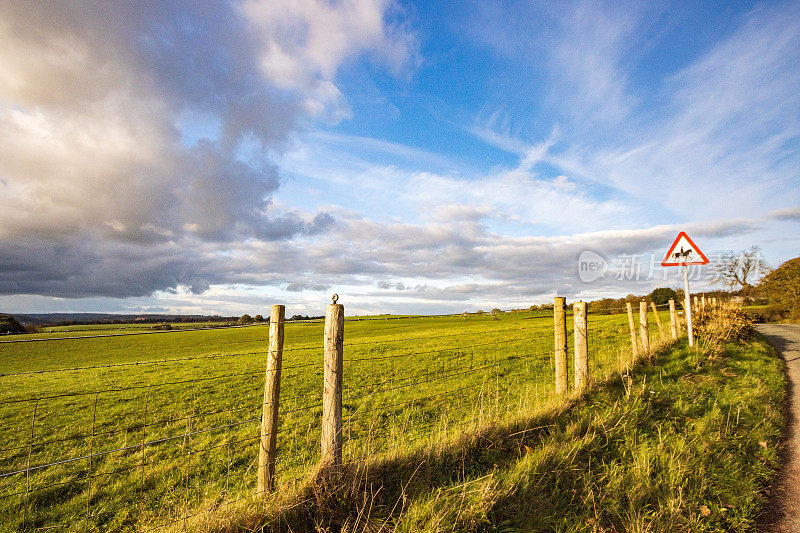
[682,264,694,346]
[661,231,710,347]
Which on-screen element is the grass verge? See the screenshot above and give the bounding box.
[206,335,784,533]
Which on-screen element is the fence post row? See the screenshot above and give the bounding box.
[258,304,284,495]
[649,301,664,339]
[255,294,690,494]
[639,301,651,362]
[554,297,568,394]
[322,299,345,472]
[626,302,638,363]
[669,299,678,340]
[573,301,588,392]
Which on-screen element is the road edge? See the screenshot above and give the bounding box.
[754,324,800,533]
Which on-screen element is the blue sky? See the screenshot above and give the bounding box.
[0,0,798,316]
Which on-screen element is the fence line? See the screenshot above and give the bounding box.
[0,297,694,531]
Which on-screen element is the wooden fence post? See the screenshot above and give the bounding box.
[639,301,651,361]
[574,301,588,392]
[257,304,284,495]
[669,299,678,340]
[693,296,698,311]
[626,302,638,363]
[702,294,706,310]
[649,301,664,339]
[322,297,344,471]
[554,297,568,394]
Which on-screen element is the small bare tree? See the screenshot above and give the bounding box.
[713,245,769,292]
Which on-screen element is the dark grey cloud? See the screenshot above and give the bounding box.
[0,239,199,298]
[0,207,762,303]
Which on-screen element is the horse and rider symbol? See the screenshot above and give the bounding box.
[672,247,693,261]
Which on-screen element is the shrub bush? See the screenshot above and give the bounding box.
[694,302,753,356]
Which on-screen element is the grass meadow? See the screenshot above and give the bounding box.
[254,335,783,533]
[0,308,672,531]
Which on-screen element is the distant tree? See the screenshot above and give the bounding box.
[529,305,538,311]
[0,314,25,334]
[759,256,800,319]
[714,246,769,293]
[491,308,502,315]
[649,287,678,306]
[588,298,619,314]
[254,314,265,323]
[238,314,253,325]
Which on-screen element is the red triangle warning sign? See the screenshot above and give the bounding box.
[661,231,709,266]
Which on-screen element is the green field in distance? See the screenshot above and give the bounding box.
[0,309,669,532]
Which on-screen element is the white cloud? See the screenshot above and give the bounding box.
[281,130,631,234]
[301,80,353,124]
[465,1,800,225]
[546,1,645,125]
[241,0,417,120]
[463,1,650,128]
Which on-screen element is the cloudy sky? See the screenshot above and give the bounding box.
[1,0,798,316]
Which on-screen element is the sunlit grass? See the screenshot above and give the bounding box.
[0,309,670,531]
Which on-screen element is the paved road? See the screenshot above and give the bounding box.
[756,324,800,533]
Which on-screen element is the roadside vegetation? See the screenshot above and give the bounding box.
[757,256,800,322]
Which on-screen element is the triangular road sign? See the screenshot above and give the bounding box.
[661,231,709,266]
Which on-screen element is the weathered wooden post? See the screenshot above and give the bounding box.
[693,295,698,311]
[322,295,344,471]
[639,301,651,361]
[574,301,588,392]
[701,294,706,310]
[669,299,678,340]
[626,302,638,363]
[258,304,284,495]
[649,301,664,338]
[554,297,568,394]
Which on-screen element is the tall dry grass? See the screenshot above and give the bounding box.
[694,302,753,356]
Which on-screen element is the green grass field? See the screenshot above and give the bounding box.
[251,335,783,533]
[11,321,256,340]
[0,308,671,532]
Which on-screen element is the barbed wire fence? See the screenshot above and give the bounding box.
[0,297,700,531]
